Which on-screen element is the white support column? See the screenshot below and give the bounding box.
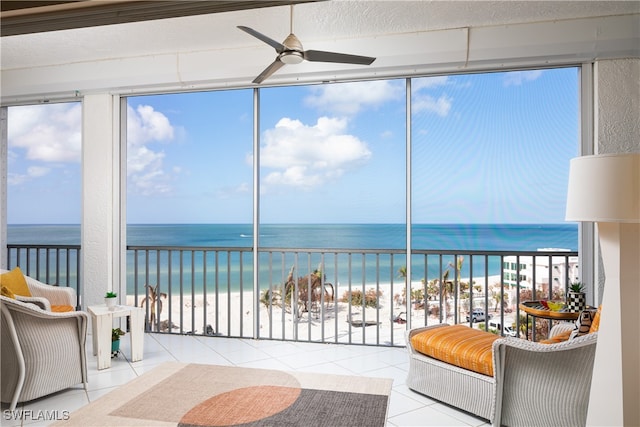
[82,94,122,308]
[0,107,7,268]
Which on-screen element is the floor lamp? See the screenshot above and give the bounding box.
[565,153,640,426]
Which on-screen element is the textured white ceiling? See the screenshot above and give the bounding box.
[2,1,638,70]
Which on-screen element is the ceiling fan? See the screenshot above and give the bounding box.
[238,5,376,84]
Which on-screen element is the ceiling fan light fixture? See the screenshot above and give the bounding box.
[280,51,304,65]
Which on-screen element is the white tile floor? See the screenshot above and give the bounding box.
[2,333,490,427]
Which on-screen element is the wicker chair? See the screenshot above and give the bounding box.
[0,295,88,411]
[406,323,597,426]
[0,268,77,311]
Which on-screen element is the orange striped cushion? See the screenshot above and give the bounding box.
[51,305,74,312]
[411,325,499,376]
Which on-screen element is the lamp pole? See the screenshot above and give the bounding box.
[565,153,640,426]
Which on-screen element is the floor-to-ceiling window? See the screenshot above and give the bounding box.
[125,90,254,335]
[5,102,82,285]
[410,68,579,327]
[258,80,407,342]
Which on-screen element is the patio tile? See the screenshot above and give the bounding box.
[388,405,472,426]
[387,389,433,418]
[20,388,88,427]
[14,333,486,427]
[431,402,490,426]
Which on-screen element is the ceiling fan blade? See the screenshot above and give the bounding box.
[304,50,376,65]
[237,26,285,53]
[253,59,285,84]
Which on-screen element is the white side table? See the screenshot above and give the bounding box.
[88,304,144,370]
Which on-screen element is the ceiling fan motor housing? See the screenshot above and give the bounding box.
[280,50,304,64]
[280,33,305,64]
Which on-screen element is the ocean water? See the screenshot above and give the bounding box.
[7,223,577,292]
[8,223,578,251]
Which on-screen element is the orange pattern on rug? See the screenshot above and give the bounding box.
[179,385,301,426]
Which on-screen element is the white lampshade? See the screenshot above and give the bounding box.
[565,153,640,223]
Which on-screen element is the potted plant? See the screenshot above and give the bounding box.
[567,282,586,312]
[111,327,125,357]
[105,291,117,311]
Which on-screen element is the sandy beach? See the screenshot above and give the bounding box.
[126,276,503,346]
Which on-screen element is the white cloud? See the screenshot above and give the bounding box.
[380,130,393,139]
[413,93,453,117]
[412,76,449,92]
[304,80,402,115]
[7,103,177,195]
[8,103,81,163]
[216,182,251,199]
[411,76,453,117]
[257,116,372,191]
[7,166,51,186]
[127,105,174,146]
[127,105,176,196]
[503,70,543,86]
[27,166,50,177]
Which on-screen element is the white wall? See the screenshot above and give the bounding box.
[597,59,640,153]
[586,58,640,427]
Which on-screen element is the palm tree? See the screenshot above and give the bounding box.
[140,284,167,331]
[395,266,408,308]
[260,287,281,321]
[440,256,464,321]
[440,269,454,321]
[491,290,507,312]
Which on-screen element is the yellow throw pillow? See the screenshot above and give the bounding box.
[0,267,31,297]
[1,285,16,299]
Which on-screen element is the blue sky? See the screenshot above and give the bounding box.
[7,67,579,224]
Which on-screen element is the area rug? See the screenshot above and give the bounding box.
[55,362,393,426]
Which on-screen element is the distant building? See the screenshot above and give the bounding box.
[503,251,579,290]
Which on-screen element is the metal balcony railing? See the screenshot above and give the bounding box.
[6,243,578,345]
[127,245,578,346]
[6,244,82,309]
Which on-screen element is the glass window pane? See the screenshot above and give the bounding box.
[7,102,82,228]
[258,80,407,249]
[126,90,253,230]
[410,68,579,326]
[125,90,254,336]
[6,102,82,283]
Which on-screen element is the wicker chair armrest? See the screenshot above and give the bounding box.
[493,331,596,356]
[24,275,76,307]
[1,295,86,321]
[14,295,51,311]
